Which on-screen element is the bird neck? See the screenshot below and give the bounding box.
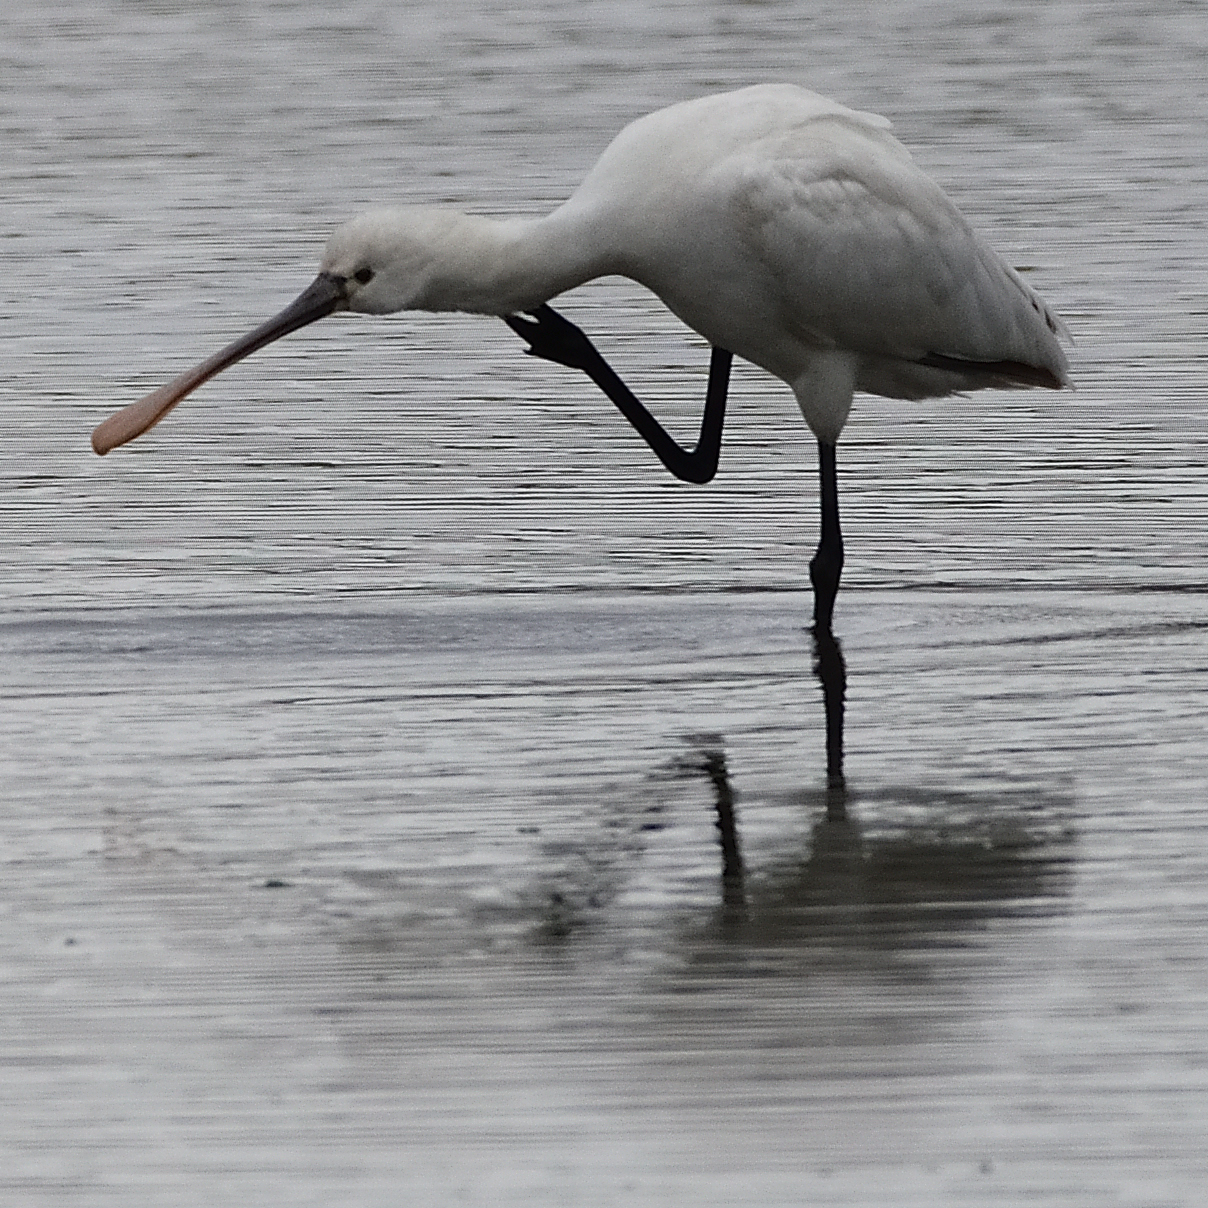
[415,206,609,316]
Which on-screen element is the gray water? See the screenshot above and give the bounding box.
[3,2,1208,1205]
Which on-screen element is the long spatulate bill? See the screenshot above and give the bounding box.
[92,272,347,455]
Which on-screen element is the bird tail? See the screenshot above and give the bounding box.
[914,352,1067,391]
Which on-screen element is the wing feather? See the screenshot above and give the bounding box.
[727,117,1068,392]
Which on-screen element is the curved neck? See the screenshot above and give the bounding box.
[419,205,612,315]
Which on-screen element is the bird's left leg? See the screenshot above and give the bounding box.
[810,440,844,633]
[504,304,732,485]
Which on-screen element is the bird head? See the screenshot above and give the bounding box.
[91,206,517,454]
[320,207,476,314]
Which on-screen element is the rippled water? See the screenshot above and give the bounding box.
[3,2,1208,1205]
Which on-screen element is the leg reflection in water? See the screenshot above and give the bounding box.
[811,623,848,819]
[669,629,1076,924]
[700,749,745,909]
[687,626,850,907]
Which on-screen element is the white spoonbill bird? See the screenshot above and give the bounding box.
[92,83,1070,631]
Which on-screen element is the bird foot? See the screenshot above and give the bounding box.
[503,304,599,372]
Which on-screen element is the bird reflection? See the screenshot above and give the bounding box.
[698,749,745,909]
[675,624,1074,940]
[811,623,848,812]
[523,622,1073,949]
[698,623,851,912]
[678,749,1074,952]
[672,624,843,917]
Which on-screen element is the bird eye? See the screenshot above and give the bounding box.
[353,267,375,285]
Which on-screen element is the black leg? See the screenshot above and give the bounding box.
[504,304,732,485]
[809,440,844,632]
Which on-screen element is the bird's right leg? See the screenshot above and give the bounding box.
[504,304,732,486]
[810,440,844,633]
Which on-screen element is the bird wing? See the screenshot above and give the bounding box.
[725,116,1067,385]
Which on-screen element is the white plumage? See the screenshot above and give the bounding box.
[92,84,1070,631]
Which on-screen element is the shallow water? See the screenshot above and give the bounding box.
[3,2,1208,1205]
